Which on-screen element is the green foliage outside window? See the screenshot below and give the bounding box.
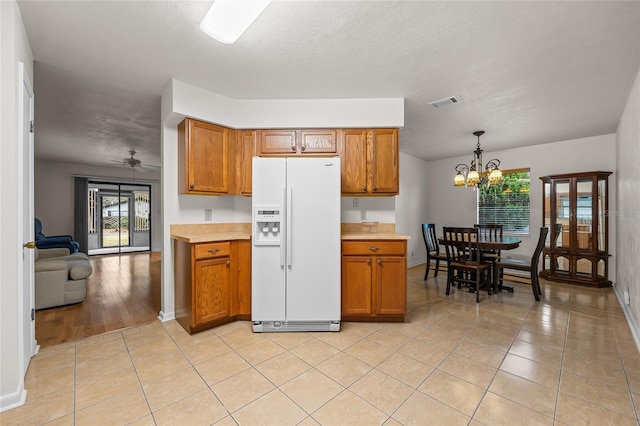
[479,171,530,234]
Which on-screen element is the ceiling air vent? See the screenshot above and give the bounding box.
[429,96,460,108]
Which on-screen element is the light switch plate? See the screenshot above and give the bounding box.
[204,209,212,221]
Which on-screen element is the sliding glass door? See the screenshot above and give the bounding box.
[88,181,151,255]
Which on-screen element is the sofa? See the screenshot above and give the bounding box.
[35,248,92,310]
[35,217,80,253]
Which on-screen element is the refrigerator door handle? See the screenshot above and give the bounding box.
[280,186,286,267]
[287,185,293,267]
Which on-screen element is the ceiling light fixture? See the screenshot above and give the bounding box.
[454,131,502,189]
[200,0,272,44]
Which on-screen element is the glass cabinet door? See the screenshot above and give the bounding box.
[555,181,570,250]
[575,178,593,252]
[597,178,606,254]
[544,182,551,244]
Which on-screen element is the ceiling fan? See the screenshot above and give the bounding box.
[111,149,159,172]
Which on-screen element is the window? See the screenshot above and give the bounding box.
[478,169,530,234]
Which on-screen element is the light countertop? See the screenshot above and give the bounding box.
[170,222,410,243]
[341,223,411,240]
[170,223,251,243]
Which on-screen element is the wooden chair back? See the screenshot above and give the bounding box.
[531,226,550,272]
[443,227,478,263]
[422,223,439,253]
[474,224,503,241]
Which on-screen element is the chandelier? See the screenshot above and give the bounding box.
[454,130,502,188]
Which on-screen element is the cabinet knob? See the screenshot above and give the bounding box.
[372,186,377,191]
[362,186,367,191]
[378,259,382,265]
[291,145,296,151]
[368,247,379,252]
[301,145,306,152]
[189,183,195,189]
[226,260,230,266]
[366,259,371,264]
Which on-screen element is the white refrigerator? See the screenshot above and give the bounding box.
[252,156,341,332]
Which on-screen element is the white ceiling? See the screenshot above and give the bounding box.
[18,1,640,168]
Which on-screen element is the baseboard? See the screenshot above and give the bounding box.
[0,385,26,413]
[157,310,175,322]
[408,260,424,268]
[613,285,640,353]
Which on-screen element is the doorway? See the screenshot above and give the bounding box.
[88,181,151,255]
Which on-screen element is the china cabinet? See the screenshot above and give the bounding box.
[539,171,612,287]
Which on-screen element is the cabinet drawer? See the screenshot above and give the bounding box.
[342,241,406,256]
[194,242,231,260]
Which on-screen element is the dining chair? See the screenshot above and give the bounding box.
[495,227,549,301]
[474,223,503,286]
[474,223,503,257]
[443,227,492,303]
[421,223,447,279]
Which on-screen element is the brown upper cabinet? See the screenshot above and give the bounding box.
[178,118,254,196]
[237,130,255,195]
[339,129,399,196]
[257,129,337,156]
[178,118,398,197]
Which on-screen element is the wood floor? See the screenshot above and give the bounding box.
[35,252,161,348]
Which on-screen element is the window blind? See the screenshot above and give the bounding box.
[478,171,530,234]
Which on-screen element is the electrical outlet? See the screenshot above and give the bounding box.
[353,198,359,208]
[204,209,212,221]
[360,210,367,220]
[624,290,630,305]
[411,251,414,257]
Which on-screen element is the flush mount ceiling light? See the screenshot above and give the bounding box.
[200,0,272,44]
[453,131,502,189]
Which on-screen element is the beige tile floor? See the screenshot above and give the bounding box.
[3,265,640,425]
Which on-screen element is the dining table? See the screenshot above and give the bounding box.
[438,234,522,292]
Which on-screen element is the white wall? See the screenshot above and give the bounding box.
[160,79,404,320]
[0,0,33,411]
[425,134,617,273]
[395,152,430,267]
[34,160,162,251]
[616,66,640,343]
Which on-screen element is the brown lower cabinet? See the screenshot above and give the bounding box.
[174,239,251,334]
[341,240,407,322]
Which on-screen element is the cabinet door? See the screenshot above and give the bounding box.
[370,129,399,195]
[231,240,252,317]
[186,119,229,194]
[258,130,297,155]
[341,256,372,315]
[340,129,368,194]
[239,130,255,195]
[299,129,337,154]
[374,256,406,315]
[193,257,230,326]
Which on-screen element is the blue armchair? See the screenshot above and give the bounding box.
[34,218,80,253]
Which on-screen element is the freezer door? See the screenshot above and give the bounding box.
[251,157,287,321]
[285,157,341,321]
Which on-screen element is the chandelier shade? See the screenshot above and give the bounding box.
[453,131,502,188]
